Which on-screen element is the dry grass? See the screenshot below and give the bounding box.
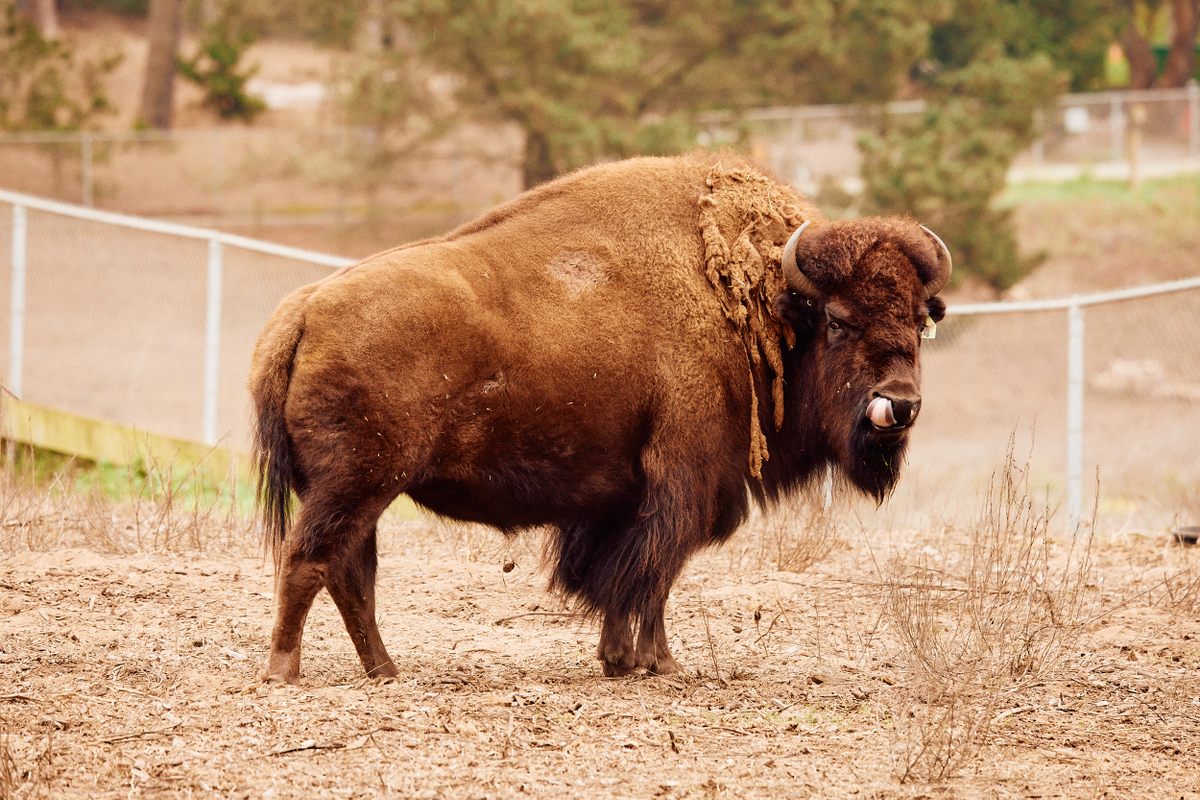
[880,442,1097,783]
[0,444,252,556]
[1159,544,1200,616]
[716,488,844,579]
[0,730,53,800]
[753,493,843,574]
[1,461,123,554]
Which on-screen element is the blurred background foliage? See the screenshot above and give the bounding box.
[1,1,119,131]
[175,6,264,121]
[3,0,1199,289]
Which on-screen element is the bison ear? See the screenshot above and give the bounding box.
[773,290,820,338]
[926,296,946,323]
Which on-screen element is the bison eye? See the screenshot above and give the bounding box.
[828,320,842,332]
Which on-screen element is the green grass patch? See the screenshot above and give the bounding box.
[1002,174,1200,207]
[6,442,257,515]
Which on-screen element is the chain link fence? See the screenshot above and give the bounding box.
[0,124,522,243]
[864,285,1200,535]
[0,190,350,453]
[1,188,1197,535]
[0,88,1196,228]
[710,86,1200,195]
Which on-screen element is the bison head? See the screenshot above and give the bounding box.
[775,217,951,501]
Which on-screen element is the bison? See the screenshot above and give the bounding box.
[250,153,950,684]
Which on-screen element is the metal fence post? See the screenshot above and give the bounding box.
[210,130,224,221]
[81,133,94,208]
[8,204,27,399]
[1188,81,1199,160]
[1031,108,1046,166]
[789,111,804,187]
[203,236,223,445]
[1066,299,1084,533]
[1110,96,1124,162]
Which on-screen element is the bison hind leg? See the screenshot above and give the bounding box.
[325,526,398,680]
[264,485,398,684]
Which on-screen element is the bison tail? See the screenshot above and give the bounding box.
[248,289,312,564]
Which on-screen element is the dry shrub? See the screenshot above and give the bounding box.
[426,517,498,563]
[122,451,251,552]
[885,690,997,785]
[0,457,123,553]
[0,464,53,552]
[883,441,1096,783]
[1159,545,1200,616]
[1157,483,1200,615]
[750,493,842,574]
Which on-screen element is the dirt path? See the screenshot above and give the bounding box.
[2,517,1199,799]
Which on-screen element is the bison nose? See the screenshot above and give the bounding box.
[889,396,920,426]
[866,389,921,429]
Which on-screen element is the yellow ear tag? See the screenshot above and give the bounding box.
[921,316,937,340]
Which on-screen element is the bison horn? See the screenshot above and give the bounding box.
[919,225,953,299]
[780,219,821,298]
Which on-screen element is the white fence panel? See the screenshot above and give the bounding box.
[0,189,352,450]
[0,188,1196,534]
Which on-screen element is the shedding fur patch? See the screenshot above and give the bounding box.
[698,165,808,479]
[548,250,608,298]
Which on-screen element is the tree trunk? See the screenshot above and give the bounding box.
[522,129,558,189]
[1122,21,1158,89]
[34,0,57,38]
[358,0,387,52]
[1157,0,1199,87]
[15,0,58,38]
[139,0,184,130]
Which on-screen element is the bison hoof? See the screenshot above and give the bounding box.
[601,659,639,678]
[261,669,300,686]
[363,675,397,686]
[364,660,400,682]
[648,655,682,676]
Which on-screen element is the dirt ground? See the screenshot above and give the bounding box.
[2,497,1199,799]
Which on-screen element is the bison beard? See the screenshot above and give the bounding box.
[250,153,949,684]
[847,421,910,504]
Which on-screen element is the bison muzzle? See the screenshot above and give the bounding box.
[249,153,950,684]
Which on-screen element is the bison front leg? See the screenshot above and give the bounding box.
[597,612,637,677]
[590,436,713,678]
[636,600,681,676]
[598,596,681,676]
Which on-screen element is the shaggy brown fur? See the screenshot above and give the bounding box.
[249,152,949,683]
[698,165,809,477]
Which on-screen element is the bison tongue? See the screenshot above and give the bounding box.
[866,397,896,428]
